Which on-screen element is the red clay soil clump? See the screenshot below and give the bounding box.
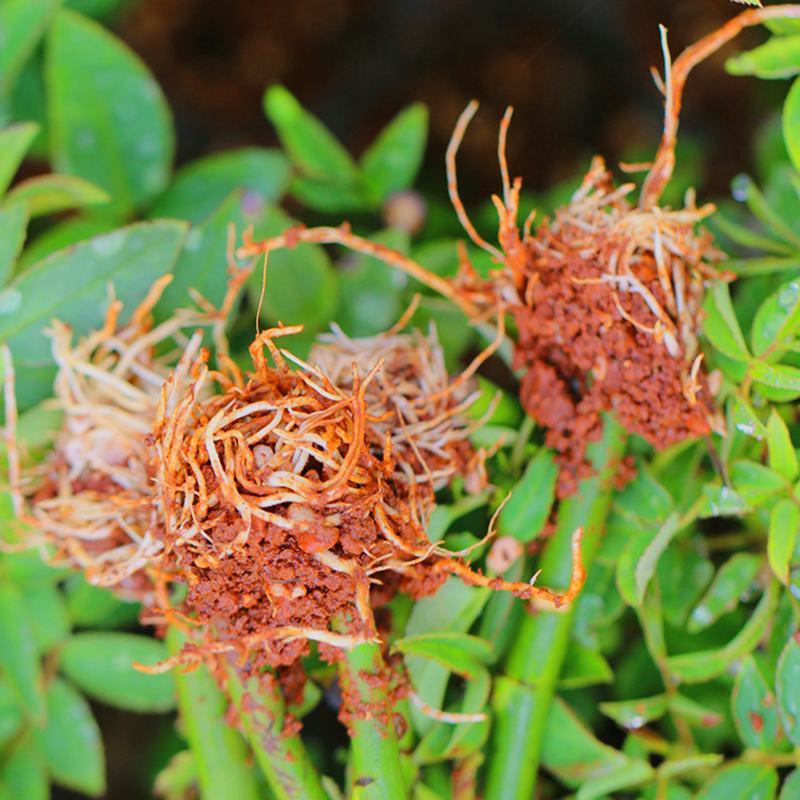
[510,158,721,496]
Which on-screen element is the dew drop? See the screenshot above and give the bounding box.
[778,280,799,310]
[731,173,751,202]
[91,230,125,257]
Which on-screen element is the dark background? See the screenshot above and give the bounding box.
[57,1,783,797]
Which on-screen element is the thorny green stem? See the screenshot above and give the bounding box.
[225,663,328,800]
[166,629,261,800]
[484,415,626,800]
[338,639,408,800]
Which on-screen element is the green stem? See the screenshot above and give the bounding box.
[484,415,626,800]
[166,629,260,800]
[338,640,408,800]
[226,664,328,800]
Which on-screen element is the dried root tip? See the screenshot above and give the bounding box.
[433,528,586,610]
[409,690,488,724]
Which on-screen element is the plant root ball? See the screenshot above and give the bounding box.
[509,158,723,496]
[25,278,200,600]
[151,324,486,672]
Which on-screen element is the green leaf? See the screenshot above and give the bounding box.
[0,220,186,410]
[34,677,104,796]
[599,695,667,729]
[0,740,47,800]
[780,770,800,800]
[393,632,491,679]
[669,581,779,683]
[699,483,749,518]
[730,459,787,505]
[703,281,751,362]
[23,581,69,653]
[767,410,799,480]
[776,633,800,745]
[0,0,58,94]
[361,103,428,201]
[766,18,800,35]
[246,206,338,334]
[751,277,800,360]
[688,552,761,633]
[735,173,800,248]
[64,574,140,628]
[0,678,23,749]
[768,498,799,585]
[732,656,781,750]
[0,122,39,196]
[16,214,112,273]
[59,632,175,712]
[5,173,109,218]
[726,35,800,79]
[634,512,683,606]
[334,227,409,337]
[46,9,173,216]
[156,191,248,318]
[658,754,723,782]
[540,697,652,794]
[0,203,27,284]
[263,84,359,184]
[404,578,488,736]
[288,175,371,213]
[727,256,800,276]
[148,147,290,223]
[559,642,614,689]
[498,447,557,542]
[750,360,800,393]
[0,582,44,723]
[697,763,777,800]
[667,693,723,727]
[784,76,800,174]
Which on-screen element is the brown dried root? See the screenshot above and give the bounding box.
[150,322,586,672]
[21,278,204,597]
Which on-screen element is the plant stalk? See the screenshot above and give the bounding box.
[338,639,408,799]
[484,415,626,800]
[225,664,328,800]
[166,629,261,800]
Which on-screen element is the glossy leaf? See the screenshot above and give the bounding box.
[727,35,800,79]
[392,632,492,677]
[148,147,290,223]
[768,498,799,585]
[780,770,800,800]
[540,697,652,794]
[767,410,798,480]
[776,633,800,745]
[0,583,44,723]
[59,632,175,712]
[0,0,58,94]
[0,740,47,800]
[64,574,140,628]
[498,447,558,542]
[599,694,667,729]
[47,9,173,215]
[23,581,69,653]
[703,281,750,362]
[0,220,186,409]
[15,214,113,272]
[730,460,786,505]
[263,84,359,185]
[688,552,761,632]
[751,277,800,360]
[34,678,104,796]
[0,122,39,196]
[558,642,614,689]
[731,656,781,750]
[696,763,777,800]
[783,75,800,173]
[5,173,109,218]
[0,203,27,284]
[361,103,428,201]
[0,678,22,749]
[669,581,779,683]
[751,360,800,392]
